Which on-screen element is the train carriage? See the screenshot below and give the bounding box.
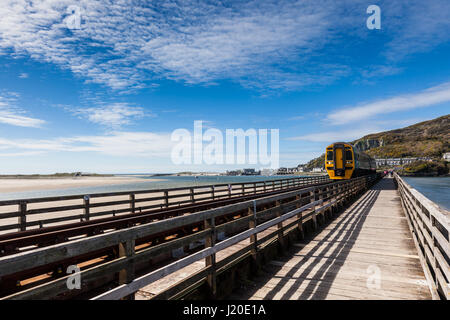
[325,142,376,180]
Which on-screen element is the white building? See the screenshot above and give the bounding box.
[375,157,432,167]
[443,153,450,162]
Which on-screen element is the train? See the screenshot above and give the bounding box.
[325,142,376,180]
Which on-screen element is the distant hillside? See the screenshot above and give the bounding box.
[304,114,450,170]
[353,114,449,158]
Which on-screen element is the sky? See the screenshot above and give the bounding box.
[0,0,449,174]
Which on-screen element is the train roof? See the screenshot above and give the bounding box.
[326,142,356,148]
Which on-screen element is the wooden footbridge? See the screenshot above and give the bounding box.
[0,173,448,300]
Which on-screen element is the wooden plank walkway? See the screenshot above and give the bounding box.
[231,178,432,300]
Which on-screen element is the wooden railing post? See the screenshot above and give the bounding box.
[129,193,135,214]
[248,202,259,269]
[296,195,304,239]
[204,217,217,298]
[310,190,317,230]
[332,184,338,213]
[19,201,27,232]
[275,200,286,251]
[163,191,169,208]
[83,196,90,221]
[190,188,195,203]
[118,239,135,300]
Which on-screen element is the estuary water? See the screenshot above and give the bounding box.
[0,175,301,201]
[403,177,450,211]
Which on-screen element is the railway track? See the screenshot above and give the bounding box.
[0,179,335,298]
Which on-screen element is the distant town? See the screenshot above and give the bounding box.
[178,153,450,177]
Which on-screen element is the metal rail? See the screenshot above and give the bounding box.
[395,173,449,300]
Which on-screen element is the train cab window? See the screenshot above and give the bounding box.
[326,151,333,161]
[345,150,353,161]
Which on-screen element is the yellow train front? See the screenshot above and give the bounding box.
[325,142,376,180]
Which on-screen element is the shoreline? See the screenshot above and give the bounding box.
[0,176,161,193]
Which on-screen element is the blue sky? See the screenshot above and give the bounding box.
[0,0,449,174]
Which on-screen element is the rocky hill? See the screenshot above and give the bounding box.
[304,114,450,170]
[353,114,449,158]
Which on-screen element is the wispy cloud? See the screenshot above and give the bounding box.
[0,95,45,128]
[326,82,450,124]
[382,1,450,60]
[288,127,380,143]
[0,1,447,92]
[288,116,305,121]
[18,73,29,79]
[73,103,150,128]
[0,131,174,157]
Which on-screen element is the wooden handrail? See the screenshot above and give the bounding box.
[394,173,449,300]
[0,175,329,233]
[0,174,380,300]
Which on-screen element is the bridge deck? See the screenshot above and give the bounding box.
[231,178,432,300]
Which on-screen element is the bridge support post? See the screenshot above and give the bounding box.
[204,217,217,299]
[118,239,135,300]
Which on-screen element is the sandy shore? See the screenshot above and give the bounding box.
[0,176,159,193]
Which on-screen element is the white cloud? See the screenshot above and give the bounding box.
[326,82,450,124]
[382,1,450,60]
[288,116,305,121]
[0,0,353,91]
[18,73,29,79]
[74,103,149,128]
[0,151,44,157]
[0,131,174,157]
[0,1,448,92]
[288,127,381,143]
[0,95,45,128]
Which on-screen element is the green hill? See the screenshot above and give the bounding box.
[353,114,449,158]
[304,114,450,170]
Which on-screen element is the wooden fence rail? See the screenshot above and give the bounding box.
[395,173,449,300]
[0,175,328,234]
[0,174,379,300]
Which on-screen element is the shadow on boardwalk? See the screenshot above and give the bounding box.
[234,180,387,300]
